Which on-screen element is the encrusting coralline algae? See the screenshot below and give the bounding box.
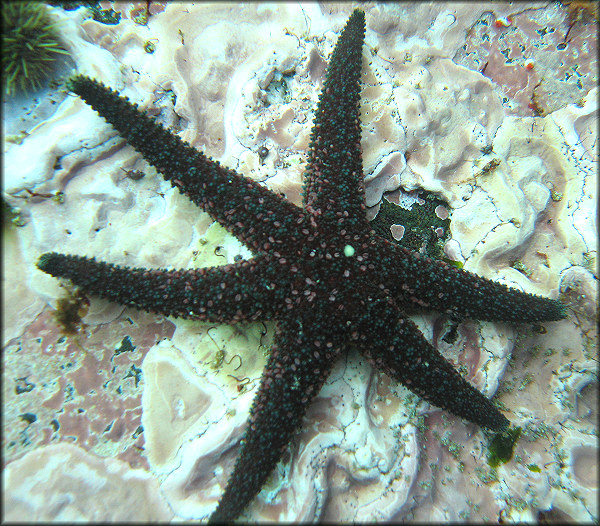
[3,2,597,522]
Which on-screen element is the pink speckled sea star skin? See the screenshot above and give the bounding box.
[37,9,566,522]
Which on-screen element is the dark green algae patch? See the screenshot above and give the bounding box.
[488,426,522,468]
[370,190,452,261]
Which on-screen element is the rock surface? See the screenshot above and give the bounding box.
[2,2,597,522]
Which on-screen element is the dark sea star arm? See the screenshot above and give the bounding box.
[36,252,291,322]
[209,319,340,523]
[373,241,566,323]
[66,75,307,253]
[302,9,369,232]
[354,294,510,430]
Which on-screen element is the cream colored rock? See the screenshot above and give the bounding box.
[3,443,172,521]
[152,350,419,521]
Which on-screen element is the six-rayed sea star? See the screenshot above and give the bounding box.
[37,9,566,522]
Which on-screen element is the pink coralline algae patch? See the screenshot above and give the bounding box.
[571,444,597,487]
[390,224,405,241]
[407,410,505,522]
[455,4,598,116]
[436,321,483,380]
[435,204,449,220]
[2,308,175,470]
